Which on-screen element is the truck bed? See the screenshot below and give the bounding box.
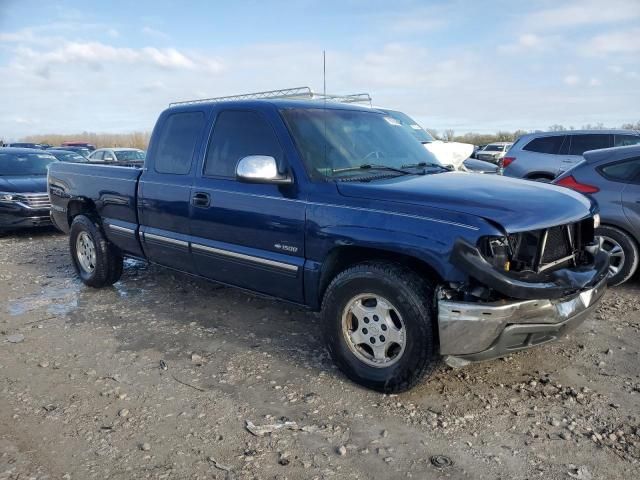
[48,162,143,241]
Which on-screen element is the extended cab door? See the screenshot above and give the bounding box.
[138,109,208,272]
[189,108,306,302]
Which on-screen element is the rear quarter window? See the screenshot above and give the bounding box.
[154,111,206,175]
[522,135,565,154]
[614,134,640,147]
[599,157,640,183]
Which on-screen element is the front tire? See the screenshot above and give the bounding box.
[322,261,438,393]
[597,225,639,286]
[70,215,123,287]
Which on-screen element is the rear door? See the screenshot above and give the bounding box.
[189,108,306,302]
[562,134,612,174]
[618,159,640,234]
[138,109,208,272]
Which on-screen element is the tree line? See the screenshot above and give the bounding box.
[428,120,640,146]
[18,120,640,149]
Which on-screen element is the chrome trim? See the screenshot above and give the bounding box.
[438,276,607,356]
[109,224,135,234]
[191,243,298,272]
[143,232,189,248]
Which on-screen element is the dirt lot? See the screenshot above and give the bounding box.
[1,229,639,480]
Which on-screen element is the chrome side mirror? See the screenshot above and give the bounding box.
[236,155,292,184]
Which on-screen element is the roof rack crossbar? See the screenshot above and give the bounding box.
[169,86,372,107]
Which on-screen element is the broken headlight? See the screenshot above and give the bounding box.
[480,236,511,272]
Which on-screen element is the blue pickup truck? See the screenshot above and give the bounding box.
[48,100,609,392]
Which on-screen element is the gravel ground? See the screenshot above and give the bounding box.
[1,228,639,480]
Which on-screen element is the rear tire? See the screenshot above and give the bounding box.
[321,261,438,393]
[597,225,639,286]
[70,215,123,287]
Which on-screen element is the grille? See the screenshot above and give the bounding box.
[541,226,572,263]
[17,193,51,209]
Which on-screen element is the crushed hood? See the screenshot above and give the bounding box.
[337,172,594,233]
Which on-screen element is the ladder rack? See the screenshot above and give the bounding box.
[169,86,372,107]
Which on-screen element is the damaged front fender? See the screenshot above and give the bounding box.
[450,238,609,300]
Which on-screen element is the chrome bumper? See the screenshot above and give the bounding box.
[438,275,607,366]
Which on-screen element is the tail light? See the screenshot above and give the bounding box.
[501,156,516,168]
[555,175,600,194]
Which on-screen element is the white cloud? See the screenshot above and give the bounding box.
[498,33,546,53]
[563,74,581,86]
[584,28,640,54]
[9,41,224,74]
[142,26,170,40]
[588,78,601,87]
[524,0,640,30]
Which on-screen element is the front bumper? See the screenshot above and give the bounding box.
[438,274,607,365]
[0,204,52,230]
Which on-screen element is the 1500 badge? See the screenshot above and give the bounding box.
[274,243,298,253]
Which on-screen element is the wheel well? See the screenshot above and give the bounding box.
[318,246,442,303]
[66,199,98,227]
[599,223,640,247]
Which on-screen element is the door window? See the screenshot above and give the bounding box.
[568,134,611,156]
[91,151,104,160]
[204,110,283,178]
[154,111,206,174]
[523,135,566,154]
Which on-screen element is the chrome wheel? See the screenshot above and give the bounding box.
[76,231,97,274]
[600,235,625,277]
[341,293,406,368]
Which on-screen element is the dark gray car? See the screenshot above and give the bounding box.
[554,145,640,285]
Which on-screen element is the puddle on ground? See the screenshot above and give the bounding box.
[7,259,150,317]
[8,281,82,317]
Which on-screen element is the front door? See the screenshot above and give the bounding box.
[189,108,306,302]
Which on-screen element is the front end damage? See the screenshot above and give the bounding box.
[438,216,609,366]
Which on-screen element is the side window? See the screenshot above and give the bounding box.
[204,110,283,178]
[92,151,104,160]
[568,134,611,156]
[154,111,205,174]
[523,135,565,154]
[614,134,640,147]
[600,158,640,184]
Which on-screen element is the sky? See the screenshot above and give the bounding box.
[0,0,639,140]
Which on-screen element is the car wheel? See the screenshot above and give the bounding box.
[321,261,438,393]
[69,215,123,287]
[597,225,639,286]
[528,175,553,183]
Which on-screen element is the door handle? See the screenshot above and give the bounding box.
[191,192,211,208]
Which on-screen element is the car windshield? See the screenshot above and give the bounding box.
[114,150,145,161]
[483,145,504,152]
[281,108,441,179]
[0,152,57,175]
[381,109,435,143]
[53,152,86,162]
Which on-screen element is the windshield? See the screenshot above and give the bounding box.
[114,150,145,161]
[0,152,57,175]
[281,108,440,179]
[52,152,86,162]
[381,109,435,143]
[484,144,506,152]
